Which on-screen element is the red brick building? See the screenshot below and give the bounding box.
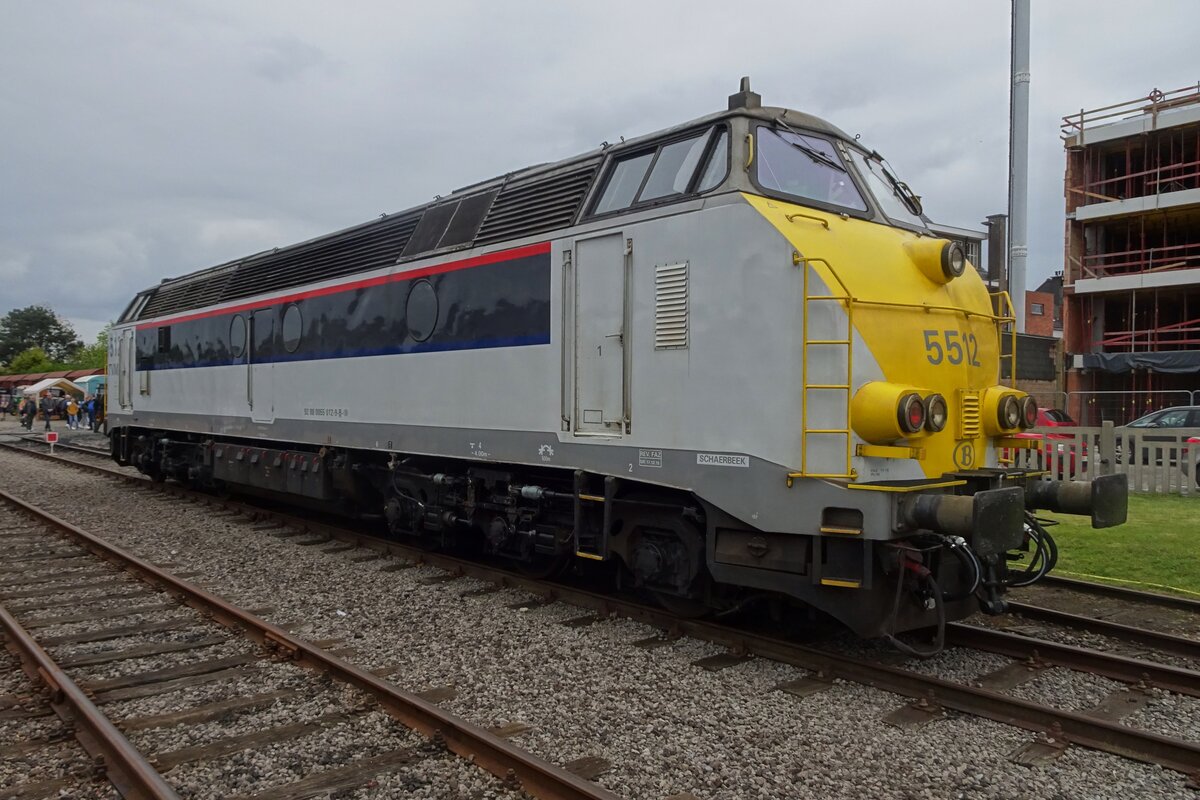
[1025,289,1056,336]
[1061,84,1200,424]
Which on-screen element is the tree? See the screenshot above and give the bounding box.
[7,347,53,374]
[0,305,83,364]
[73,324,112,370]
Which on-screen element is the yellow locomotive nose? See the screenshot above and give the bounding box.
[853,381,1035,446]
[904,238,967,285]
[982,386,1035,436]
[852,381,934,443]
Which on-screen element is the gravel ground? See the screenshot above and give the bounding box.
[0,650,32,698]
[1126,690,1200,742]
[8,587,156,617]
[127,678,366,754]
[45,622,219,660]
[0,739,122,798]
[70,636,251,684]
[0,445,1196,798]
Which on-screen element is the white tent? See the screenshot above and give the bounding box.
[21,378,84,398]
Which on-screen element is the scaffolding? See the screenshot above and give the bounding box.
[1062,83,1200,417]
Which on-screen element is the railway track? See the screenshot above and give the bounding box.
[1037,574,1200,613]
[4,439,1200,785]
[0,633,123,798]
[0,481,622,799]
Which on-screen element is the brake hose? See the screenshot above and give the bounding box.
[1004,513,1058,588]
[884,559,946,658]
[939,535,982,601]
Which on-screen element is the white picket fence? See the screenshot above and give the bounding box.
[1004,423,1200,495]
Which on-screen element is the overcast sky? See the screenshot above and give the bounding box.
[1,1,1196,342]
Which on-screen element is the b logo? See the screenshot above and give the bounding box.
[953,441,975,469]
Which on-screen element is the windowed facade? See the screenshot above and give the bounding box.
[1031,303,1045,315]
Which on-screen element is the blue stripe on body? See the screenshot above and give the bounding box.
[141,333,552,371]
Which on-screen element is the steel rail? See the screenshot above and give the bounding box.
[1005,601,1200,662]
[945,623,1200,697]
[13,434,110,458]
[1036,574,1200,614]
[0,603,180,799]
[0,487,621,800]
[6,443,1200,778]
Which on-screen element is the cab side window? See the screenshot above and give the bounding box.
[593,152,655,214]
[590,126,729,216]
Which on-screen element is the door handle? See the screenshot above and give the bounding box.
[605,331,623,344]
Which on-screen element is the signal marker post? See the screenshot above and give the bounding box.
[45,431,58,455]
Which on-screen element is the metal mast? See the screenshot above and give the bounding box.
[1008,0,1030,332]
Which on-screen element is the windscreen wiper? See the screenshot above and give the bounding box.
[869,150,923,216]
[773,118,845,172]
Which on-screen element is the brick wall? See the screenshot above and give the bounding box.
[1025,290,1055,336]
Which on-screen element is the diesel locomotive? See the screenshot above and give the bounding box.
[106,80,1127,649]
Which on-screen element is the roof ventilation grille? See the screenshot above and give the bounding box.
[218,211,422,303]
[474,163,599,246]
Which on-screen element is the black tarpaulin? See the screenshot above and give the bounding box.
[1081,350,1200,374]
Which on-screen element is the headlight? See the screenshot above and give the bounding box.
[998,395,1021,430]
[898,393,926,434]
[924,393,948,432]
[1019,396,1038,430]
[941,241,966,279]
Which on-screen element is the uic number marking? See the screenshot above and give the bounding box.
[923,329,981,367]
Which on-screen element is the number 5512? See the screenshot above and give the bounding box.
[923,329,981,366]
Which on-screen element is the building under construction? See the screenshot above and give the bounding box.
[1062,83,1200,424]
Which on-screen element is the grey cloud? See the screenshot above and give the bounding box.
[248,36,336,83]
[0,0,1196,344]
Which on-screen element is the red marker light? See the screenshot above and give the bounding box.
[897,393,926,434]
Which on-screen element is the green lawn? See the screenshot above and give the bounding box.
[1038,493,1200,598]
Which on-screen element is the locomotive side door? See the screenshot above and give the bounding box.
[573,232,629,435]
[248,308,275,423]
[118,329,135,409]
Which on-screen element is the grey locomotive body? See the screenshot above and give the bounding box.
[107,87,1123,643]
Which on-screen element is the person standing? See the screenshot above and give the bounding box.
[20,397,35,430]
[66,396,79,430]
[39,393,54,431]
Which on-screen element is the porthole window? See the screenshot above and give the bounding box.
[282,303,303,353]
[230,315,247,358]
[405,280,438,342]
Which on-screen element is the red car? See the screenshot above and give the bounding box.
[1009,408,1085,478]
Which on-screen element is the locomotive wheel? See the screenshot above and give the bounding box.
[615,499,709,616]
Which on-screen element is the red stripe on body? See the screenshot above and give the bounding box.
[136,241,551,330]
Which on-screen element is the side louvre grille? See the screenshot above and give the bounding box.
[654,262,689,349]
[139,267,236,320]
[218,212,422,303]
[959,391,982,439]
[474,163,599,246]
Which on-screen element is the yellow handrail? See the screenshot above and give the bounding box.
[800,257,856,480]
[990,291,1018,383]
